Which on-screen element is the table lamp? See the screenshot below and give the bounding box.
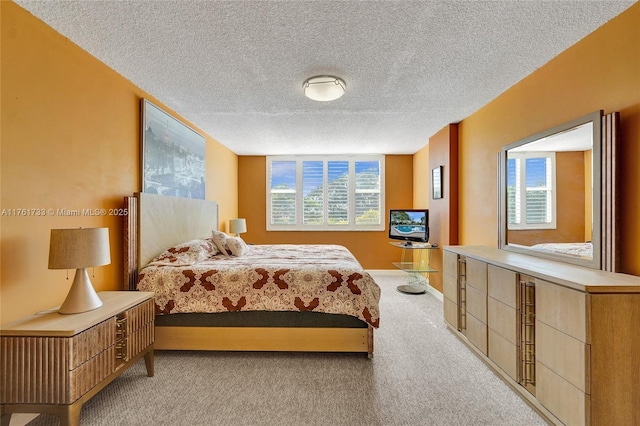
[48,227,111,314]
[229,218,247,237]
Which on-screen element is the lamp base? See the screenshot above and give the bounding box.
[59,268,103,314]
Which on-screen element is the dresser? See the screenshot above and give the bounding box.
[1,291,155,426]
[443,246,640,426]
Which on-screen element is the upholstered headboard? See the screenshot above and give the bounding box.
[123,192,218,290]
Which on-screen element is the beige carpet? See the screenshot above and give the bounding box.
[21,273,547,426]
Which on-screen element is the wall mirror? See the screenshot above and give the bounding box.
[498,111,605,269]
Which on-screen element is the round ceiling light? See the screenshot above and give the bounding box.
[302,76,346,102]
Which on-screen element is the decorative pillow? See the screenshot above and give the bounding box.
[226,236,249,257]
[211,230,232,255]
[148,238,217,266]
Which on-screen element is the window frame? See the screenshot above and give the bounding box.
[266,155,385,231]
[507,151,557,230]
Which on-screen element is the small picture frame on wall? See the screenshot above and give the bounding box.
[432,166,443,199]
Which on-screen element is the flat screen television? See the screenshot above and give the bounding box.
[389,209,429,244]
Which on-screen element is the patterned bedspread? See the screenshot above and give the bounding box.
[531,242,593,258]
[137,243,381,327]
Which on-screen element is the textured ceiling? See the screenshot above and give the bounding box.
[16,1,634,155]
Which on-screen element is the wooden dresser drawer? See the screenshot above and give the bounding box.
[466,285,487,323]
[443,250,458,278]
[537,362,587,426]
[466,258,487,293]
[68,346,117,403]
[443,273,458,304]
[536,279,587,342]
[123,298,155,361]
[466,313,487,355]
[70,318,116,370]
[443,297,458,329]
[536,321,589,393]
[488,328,517,381]
[487,297,516,344]
[487,265,516,308]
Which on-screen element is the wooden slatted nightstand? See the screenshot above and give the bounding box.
[1,291,155,426]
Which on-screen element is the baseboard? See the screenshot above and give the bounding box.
[366,269,406,276]
[426,284,444,302]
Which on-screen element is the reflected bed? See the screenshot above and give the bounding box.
[531,242,593,258]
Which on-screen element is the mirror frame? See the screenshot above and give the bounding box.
[498,110,603,269]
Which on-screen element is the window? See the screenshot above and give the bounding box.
[507,152,556,230]
[267,156,385,231]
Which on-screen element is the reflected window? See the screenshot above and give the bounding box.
[507,152,556,229]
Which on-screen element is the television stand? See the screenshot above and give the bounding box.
[389,241,438,294]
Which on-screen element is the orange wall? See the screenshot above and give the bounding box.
[420,124,459,293]
[456,3,640,275]
[238,155,414,269]
[412,147,430,209]
[0,2,238,324]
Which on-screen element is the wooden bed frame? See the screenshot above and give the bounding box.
[123,192,374,356]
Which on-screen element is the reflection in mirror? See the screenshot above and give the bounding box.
[499,111,603,269]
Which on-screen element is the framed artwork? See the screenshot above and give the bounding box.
[141,99,206,199]
[432,166,443,199]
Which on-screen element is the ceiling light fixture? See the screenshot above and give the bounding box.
[302,76,346,102]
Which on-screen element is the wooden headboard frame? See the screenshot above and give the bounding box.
[123,192,219,290]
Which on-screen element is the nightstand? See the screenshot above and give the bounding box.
[1,291,155,426]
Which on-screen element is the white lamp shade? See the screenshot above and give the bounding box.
[303,76,346,102]
[229,218,247,235]
[48,227,111,269]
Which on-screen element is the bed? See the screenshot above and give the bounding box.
[530,241,593,258]
[123,192,380,357]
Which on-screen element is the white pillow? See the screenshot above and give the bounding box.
[148,238,216,266]
[211,230,232,255]
[226,236,249,257]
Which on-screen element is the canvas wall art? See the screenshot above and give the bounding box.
[141,99,205,199]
